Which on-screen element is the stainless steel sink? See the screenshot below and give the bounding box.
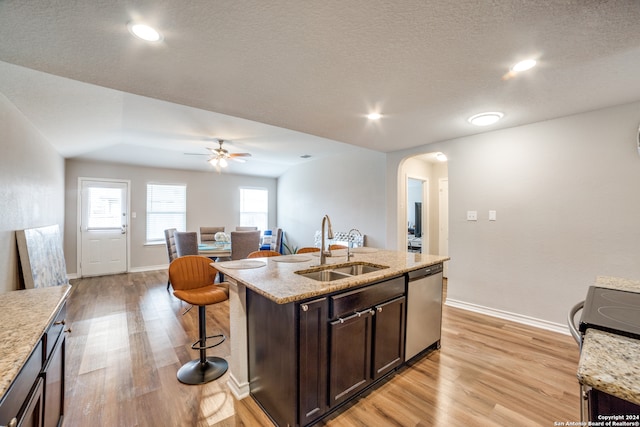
[333,264,383,276]
[295,262,388,282]
[298,270,351,282]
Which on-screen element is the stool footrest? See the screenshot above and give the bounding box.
[191,333,226,351]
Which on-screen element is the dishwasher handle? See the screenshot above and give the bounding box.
[567,300,584,348]
[407,264,443,281]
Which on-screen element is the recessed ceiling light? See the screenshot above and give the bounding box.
[511,59,537,73]
[367,112,382,120]
[127,22,163,42]
[468,112,504,126]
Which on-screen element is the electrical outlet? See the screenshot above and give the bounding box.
[467,210,478,221]
[489,210,496,221]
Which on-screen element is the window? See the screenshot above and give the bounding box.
[86,186,123,229]
[146,183,186,242]
[239,187,268,231]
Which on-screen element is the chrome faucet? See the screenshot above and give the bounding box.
[320,214,334,265]
[346,228,362,260]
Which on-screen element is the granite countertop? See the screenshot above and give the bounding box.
[577,276,640,406]
[0,284,71,400]
[215,249,449,304]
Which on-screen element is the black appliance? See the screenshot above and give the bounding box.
[579,286,640,340]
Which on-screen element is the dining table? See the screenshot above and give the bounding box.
[198,242,231,258]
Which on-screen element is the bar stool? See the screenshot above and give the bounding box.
[169,255,229,384]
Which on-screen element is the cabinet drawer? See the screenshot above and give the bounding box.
[0,340,43,424]
[330,276,405,319]
[45,303,67,360]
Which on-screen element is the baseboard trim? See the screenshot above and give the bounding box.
[445,298,570,336]
[227,372,250,400]
[129,264,168,273]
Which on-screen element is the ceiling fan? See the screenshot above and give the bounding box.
[186,139,252,171]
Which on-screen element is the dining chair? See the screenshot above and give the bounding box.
[247,250,281,258]
[230,230,261,260]
[164,228,178,290]
[174,231,199,257]
[329,244,348,250]
[200,226,225,244]
[297,247,320,254]
[235,226,258,231]
[169,255,229,384]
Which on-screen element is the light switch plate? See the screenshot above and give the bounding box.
[489,210,496,221]
[467,210,478,221]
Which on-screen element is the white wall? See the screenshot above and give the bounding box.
[0,93,65,293]
[388,101,640,327]
[64,159,277,274]
[277,150,387,251]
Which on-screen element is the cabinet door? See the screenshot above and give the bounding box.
[328,310,373,407]
[372,296,406,380]
[43,334,65,427]
[298,298,328,426]
[18,377,44,427]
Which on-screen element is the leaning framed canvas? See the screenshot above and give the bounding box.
[16,224,69,289]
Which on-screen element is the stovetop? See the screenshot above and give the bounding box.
[579,286,640,340]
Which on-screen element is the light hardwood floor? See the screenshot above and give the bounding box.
[63,271,580,426]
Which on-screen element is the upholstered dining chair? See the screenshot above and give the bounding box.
[174,231,199,257]
[200,226,225,244]
[247,250,281,258]
[235,226,258,231]
[230,230,261,260]
[329,244,348,250]
[164,228,178,290]
[296,247,320,254]
[169,255,229,384]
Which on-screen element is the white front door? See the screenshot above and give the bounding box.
[79,179,129,277]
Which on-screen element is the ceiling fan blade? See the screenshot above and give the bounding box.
[230,157,247,163]
[228,152,252,157]
[184,152,209,156]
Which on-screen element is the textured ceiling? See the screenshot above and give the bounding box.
[1,1,640,176]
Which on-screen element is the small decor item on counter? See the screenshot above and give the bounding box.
[214,232,230,242]
[260,230,273,250]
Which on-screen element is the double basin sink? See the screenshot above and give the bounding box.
[295,261,388,282]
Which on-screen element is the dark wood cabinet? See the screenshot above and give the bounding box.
[42,334,64,427]
[19,377,44,427]
[329,309,373,407]
[298,298,328,426]
[372,296,405,380]
[588,387,640,421]
[247,275,409,427]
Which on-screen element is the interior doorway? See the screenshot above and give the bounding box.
[407,177,427,253]
[399,152,448,266]
[77,178,130,277]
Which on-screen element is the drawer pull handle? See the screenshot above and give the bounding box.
[64,327,72,334]
[8,417,17,427]
[377,306,383,313]
[54,319,66,326]
[301,304,309,312]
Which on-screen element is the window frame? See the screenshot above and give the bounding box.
[239,187,269,231]
[146,183,187,244]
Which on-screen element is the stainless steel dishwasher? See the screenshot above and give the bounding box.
[405,263,444,361]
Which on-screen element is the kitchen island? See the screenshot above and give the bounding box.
[577,276,640,419]
[215,249,449,427]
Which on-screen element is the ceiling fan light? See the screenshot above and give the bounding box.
[219,158,228,168]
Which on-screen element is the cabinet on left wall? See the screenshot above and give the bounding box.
[0,285,71,427]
